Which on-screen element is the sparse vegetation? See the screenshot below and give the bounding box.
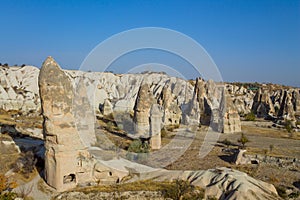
[285,120,293,133]
[245,112,256,121]
[161,128,167,138]
[0,173,17,200]
[127,139,149,153]
[220,138,233,148]
[163,179,205,200]
[275,186,287,198]
[269,144,274,153]
[237,133,249,149]
[12,150,37,178]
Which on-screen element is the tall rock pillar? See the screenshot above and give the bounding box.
[39,57,94,191]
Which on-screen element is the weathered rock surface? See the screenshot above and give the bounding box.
[252,88,275,117]
[0,65,40,114]
[39,57,94,191]
[149,104,163,149]
[133,84,156,137]
[158,84,182,125]
[218,90,242,133]
[128,167,278,200]
[2,59,300,139]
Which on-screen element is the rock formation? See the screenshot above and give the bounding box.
[158,84,181,125]
[218,90,242,133]
[0,65,40,114]
[293,89,300,117]
[101,99,114,116]
[149,104,163,150]
[133,84,155,137]
[251,88,275,117]
[39,57,96,191]
[182,87,201,125]
[128,167,278,200]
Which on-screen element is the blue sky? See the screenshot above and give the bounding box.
[1,0,299,86]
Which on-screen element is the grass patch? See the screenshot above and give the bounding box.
[64,179,205,200]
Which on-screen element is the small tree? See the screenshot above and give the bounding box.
[245,112,256,121]
[237,133,249,149]
[128,139,149,153]
[285,120,293,133]
[163,179,196,200]
[269,144,274,152]
[221,138,233,148]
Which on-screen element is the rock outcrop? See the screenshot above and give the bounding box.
[0,65,40,114]
[128,167,278,200]
[133,84,155,137]
[39,57,96,191]
[149,104,163,150]
[251,88,275,118]
[158,84,181,126]
[218,90,242,133]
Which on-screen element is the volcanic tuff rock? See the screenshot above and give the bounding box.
[128,167,279,200]
[133,84,156,137]
[251,88,275,117]
[158,84,182,125]
[39,57,128,191]
[0,65,40,114]
[218,90,242,133]
[1,59,300,137]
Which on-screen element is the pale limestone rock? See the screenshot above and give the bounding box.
[218,90,242,133]
[279,90,296,121]
[158,85,181,125]
[133,84,155,137]
[292,89,300,116]
[149,104,163,150]
[94,88,108,105]
[102,99,113,116]
[182,89,200,125]
[233,149,251,165]
[130,167,278,200]
[39,57,95,192]
[252,88,275,117]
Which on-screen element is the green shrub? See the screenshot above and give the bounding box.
[245,112,256,121]
[161,128,167,138]
[288,191,300,199]
[275,186,287,198]
[285,120,293,133]
[128,139,149,153]
[220,138,233,147]
[237,133,249,149]
[269,144,274,152]
[163,179,204,200]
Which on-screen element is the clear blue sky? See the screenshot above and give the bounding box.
[1,0,299,86]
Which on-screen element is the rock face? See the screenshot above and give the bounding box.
[218,90,242,133]
[158,85,181,126]
[129,167,278,200]
[251,88,275,117]
[0,65,40,114]
[279,90,296,121]
[233,149,251,165]
[293,90,300,117]
[133,84,155,137]
[149,104,163,150]
[39,57,96,191]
